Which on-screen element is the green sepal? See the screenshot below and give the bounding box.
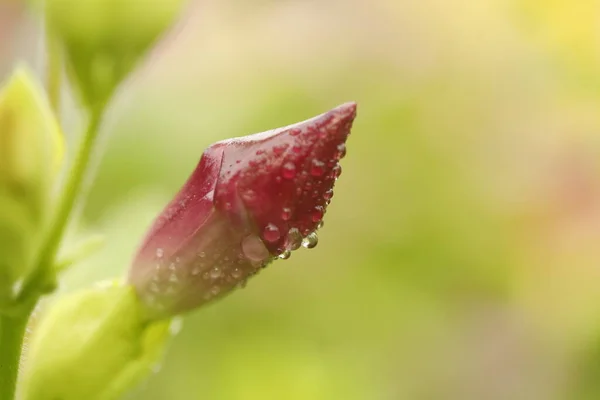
[20,282,176,400]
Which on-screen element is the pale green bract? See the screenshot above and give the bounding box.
[0,68,64,307]
[20,283,175,400]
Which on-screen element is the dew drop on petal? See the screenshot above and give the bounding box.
[210,267,221,279]
[242,234,270,262]
[311,206,324,223]
[156,248,164,258]
[302,232,319,249]
[263,223,281,243]
[323,189,334,201]
[310,160,325,177]
[282,162,296,179]
[317,220,324,229]
[273,144,289,155]
[232,268,243,279]
[281,207,292,221]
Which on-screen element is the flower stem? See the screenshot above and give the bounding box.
[0,314,29,400]
[18,108,104,303]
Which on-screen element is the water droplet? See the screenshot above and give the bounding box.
[156,248,164,258]
[273,144,289,155]
[232,268,243,279]
[169,274,178,283]
[198,251,206,258]
[282,162,296,179]
[323,189,334,201]
[203,272,210,280]
[310,160,325,176]
[286,228,303,250]
[192,266,201,276]
[168,263,176,271]
[224,202,232,210]
[211,286,221,296]
[317,220,324,229]
[290,128,301,136]
[332,164,342,180]
[210,267,221,279]
[278,250,291,260]
[281,207,292,221]
[243,189,257,202]
[311,206,324,223]
[263,223,281,242]
[256,149,265,155]
[334,143,347,160]
[242,234,270,262]
[302,232,319,249]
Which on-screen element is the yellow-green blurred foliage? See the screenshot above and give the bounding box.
[4,0,600,399]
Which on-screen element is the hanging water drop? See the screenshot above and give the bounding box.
[332,164,342,180]
[334,143,347,160]
[156,248,164,258]
[286,228,303,250]
[278,250,291,260]
[302,232,319,249]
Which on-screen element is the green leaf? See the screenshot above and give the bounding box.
[20,282,175,400]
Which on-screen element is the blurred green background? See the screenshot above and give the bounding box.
[5,0,600,399]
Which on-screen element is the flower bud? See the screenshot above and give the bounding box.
[45,0,187,108]
[128,103,357,318]
[20,282,175,400]
[0,68,63,306]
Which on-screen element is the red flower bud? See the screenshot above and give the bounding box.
[128,102,357,318]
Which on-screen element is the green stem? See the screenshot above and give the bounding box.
[0,314,29,400]
[18,109,104,303]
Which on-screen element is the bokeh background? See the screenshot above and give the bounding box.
[4,0,600,399]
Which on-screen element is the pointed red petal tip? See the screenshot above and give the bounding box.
[213,101,357,256]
